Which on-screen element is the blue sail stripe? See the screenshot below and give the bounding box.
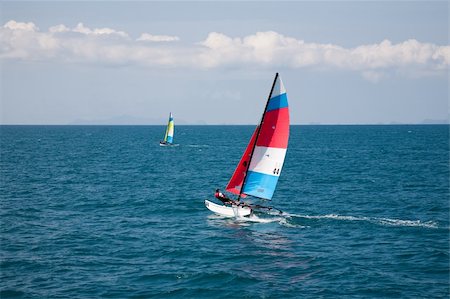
[266,93,288,112]
[243,171,279,199]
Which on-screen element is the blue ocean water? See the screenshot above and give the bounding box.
[1,125,449,298]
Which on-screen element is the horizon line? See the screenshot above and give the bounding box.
[1,123,448,126]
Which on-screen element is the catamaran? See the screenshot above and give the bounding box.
[160,112,175,146]
[205,73,289,217]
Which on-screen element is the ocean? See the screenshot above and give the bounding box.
[1,125,449,298]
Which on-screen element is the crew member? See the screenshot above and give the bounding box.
[215,189,234,205]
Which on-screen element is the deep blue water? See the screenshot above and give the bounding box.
[1,125,449,298]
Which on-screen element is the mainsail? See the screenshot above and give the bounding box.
[225,73,289,200]
[163,112,174,144]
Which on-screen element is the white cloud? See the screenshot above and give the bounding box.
[72,23,129,38]
[0,20,449,81]
[3,20,38,32]
[137,33,179,42]
[49,24,70,33]
[198,32,450,73]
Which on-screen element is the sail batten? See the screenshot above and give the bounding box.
[227,73,289,201]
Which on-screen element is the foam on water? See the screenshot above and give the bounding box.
[376,217,439,229]
[285,213,440,229]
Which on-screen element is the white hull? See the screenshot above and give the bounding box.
[159,142,178,147]
[204,200,252,217]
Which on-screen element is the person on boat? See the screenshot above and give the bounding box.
[215,189,234,205]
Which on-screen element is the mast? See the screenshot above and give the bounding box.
[237,72,279,201]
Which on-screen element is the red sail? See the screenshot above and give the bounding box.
[225,126,259,196]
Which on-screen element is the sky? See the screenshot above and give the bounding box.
[0,1,449,125]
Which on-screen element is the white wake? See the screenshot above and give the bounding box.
[284,213,439,229]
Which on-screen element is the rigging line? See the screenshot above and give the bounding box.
[238,72,279,201]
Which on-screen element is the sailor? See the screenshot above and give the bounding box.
[215,189,234,205]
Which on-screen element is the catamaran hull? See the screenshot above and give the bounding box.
[204,200,252,217]
[159,142,178,147]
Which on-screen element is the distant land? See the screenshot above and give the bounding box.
[66,115,448,125]
[1,116,448,126]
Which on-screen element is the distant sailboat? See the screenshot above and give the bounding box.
[205,73,289,217]
[160,112,175,146]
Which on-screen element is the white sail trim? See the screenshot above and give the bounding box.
[248,146,287,177]
[271,77,286,98]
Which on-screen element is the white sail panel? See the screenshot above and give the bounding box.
[247,146,287,176]
[271,77,286,98]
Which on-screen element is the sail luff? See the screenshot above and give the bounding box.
[237,73,280,201]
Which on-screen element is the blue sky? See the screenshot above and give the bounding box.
[0,1,448,125]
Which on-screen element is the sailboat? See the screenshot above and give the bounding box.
[205,73,289,217]
[159,112,175,146]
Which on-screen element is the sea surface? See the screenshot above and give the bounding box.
[1,125,449,298]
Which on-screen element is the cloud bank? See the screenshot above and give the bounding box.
[1,20,449,80]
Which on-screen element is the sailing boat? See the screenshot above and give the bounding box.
[205,73,289,217]
[159,112,175,146]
